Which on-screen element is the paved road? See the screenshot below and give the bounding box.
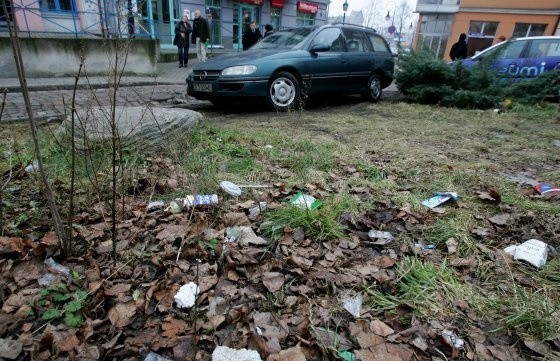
[1,62,400,122]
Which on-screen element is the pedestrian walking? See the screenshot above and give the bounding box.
[191,10,210,62]
[242,22,262,50]
[174,15,191,68]
[264,24,274,38]
[449,33,468,61]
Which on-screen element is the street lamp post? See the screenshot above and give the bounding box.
[385,11,394,27]
[385,2,397,44]
[342,0,348,25]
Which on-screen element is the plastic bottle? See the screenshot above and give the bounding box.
[184,194,219,208]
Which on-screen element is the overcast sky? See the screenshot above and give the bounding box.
[327,0,418,26]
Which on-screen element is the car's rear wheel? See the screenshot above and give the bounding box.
[267,72,301,111]
[363,74,382,102]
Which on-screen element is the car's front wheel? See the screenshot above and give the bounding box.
[363,74,382,102]
[267,72,301,111]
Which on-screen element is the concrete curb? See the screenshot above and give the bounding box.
[3,81,179,93]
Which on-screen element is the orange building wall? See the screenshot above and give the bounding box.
[460,0,559,11]
[445,12,559,60]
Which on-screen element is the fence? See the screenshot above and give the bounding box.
[0,0,152,39]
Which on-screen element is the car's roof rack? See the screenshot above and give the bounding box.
[328,22,377,32]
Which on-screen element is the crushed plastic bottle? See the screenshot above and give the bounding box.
[183,194,219,209]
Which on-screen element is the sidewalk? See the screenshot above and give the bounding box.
[1,61,198,123]
[1,61,195,92]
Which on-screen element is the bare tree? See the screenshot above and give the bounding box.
[362,0,381,29]
[395,2,413,48]
[1,0,68,254]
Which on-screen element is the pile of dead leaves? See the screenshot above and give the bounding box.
[1,166,559,360]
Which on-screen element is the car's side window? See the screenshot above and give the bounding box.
[311,28,344,52]
[342,29,370,52]
[368,34,390,53]
[528,39,560,58]
[499,41,526,59]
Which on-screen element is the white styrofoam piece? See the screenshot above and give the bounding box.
[212,346,262,361]
[174,282,199,308]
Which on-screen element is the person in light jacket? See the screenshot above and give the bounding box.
[191,10,210,62]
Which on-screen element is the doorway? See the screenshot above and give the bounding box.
[139,0,179,45]
[233,4,260,50]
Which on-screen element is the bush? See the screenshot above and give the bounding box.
[395,49,559,109]
[395,50,456,104]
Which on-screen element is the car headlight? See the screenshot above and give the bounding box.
[221,65,257,76]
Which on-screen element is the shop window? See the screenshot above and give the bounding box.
[270,8,281,31]
[512,23,547,38]
[42,0,74,12]
[296,11,314,26]
[206,0,221,46]
[468,21,498,37]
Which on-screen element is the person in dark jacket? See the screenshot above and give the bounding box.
[191,10,210,62]
[242,22,262,50]
[174,15,191,68]
[264,24,274,38]
[449,33,468,61]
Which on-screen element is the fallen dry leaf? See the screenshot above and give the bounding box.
[488,213,511,226]
[40,232,59,247]
[267,345,306,361]
[476,190,501,203]
[523,339,551,356]
[0,237,25,255]
[57,334,80,352]
[446,238,458,254]
[370,319,394,337]
[173,336,197,360]
[262,272,285,293]
[162,318,188,338]
[108,302,136,328]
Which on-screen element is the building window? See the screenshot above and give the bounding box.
[206,0,221,46]
[468,21,498,37]
[512,23,547,38]
[296,11,314,26]
[42,0,74,12]
[270,8,281,31]
[418,14,451,58]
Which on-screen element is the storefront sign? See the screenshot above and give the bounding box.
[238,0,264,5]
[271,0,284,8]
[297,1,318,14]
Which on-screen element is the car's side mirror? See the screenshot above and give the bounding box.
[310,43,331,53]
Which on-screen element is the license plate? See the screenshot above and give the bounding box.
[193,83,212,92]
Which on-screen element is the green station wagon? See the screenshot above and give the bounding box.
[186,24,395,111]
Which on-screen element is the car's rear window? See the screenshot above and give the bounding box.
[254,28,314,50]
[528,39,560,57]
[369,35,390,53]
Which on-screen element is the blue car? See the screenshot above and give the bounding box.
[186,24,395,111]
[458,36,560,80]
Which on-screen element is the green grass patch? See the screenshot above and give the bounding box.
[261,193,355,243]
